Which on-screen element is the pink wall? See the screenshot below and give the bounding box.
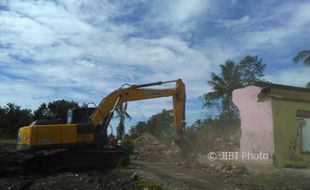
[233,86,274,160]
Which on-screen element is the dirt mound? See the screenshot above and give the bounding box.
[133,132,178,161]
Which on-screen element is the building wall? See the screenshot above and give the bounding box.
[233,86,275,163]
[272,99,310,167]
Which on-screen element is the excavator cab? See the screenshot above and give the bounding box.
[67,108,96,124]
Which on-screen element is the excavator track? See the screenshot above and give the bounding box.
[0,146,129,175]
[24,148,129,172]
[0,147,28,176]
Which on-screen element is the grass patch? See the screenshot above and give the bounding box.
[138,179,164,190]
[0,138,16,144]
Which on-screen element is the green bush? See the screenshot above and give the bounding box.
[120,137,135,154]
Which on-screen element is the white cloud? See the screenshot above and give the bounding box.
[241,2,310,50]
[146,0,211,32]
[200,37,240,66]
[0,77,53,108]
[0,0,309,124]
[265,67,310,88]
[127,98,172,120]
[243,28,295,50]
[216,15,250,29]
[162,0,208,23]
[0,12,56,46]
[0,0,212,121]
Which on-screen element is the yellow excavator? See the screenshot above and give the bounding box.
[16,79,189,170]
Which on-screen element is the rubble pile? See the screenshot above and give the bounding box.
[211,136,240,152]
[198,127,240,153]
[203,163,248,178]
[133,132,178,161]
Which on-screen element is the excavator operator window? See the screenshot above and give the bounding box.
[67,108,96,124]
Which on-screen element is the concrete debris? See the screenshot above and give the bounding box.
[133,132,178,161]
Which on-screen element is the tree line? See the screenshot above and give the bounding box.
[0,100,80,138]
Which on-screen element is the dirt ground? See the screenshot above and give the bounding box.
[128,157,310,190]
[0,169,141,190]
[1,134,310,190]
[0,144,153,190]
[131,133,310,190]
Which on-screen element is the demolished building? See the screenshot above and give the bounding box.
[233,82,310,167]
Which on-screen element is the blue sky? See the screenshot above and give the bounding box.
[0,0,310,127]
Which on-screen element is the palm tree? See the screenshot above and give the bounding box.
[293,50,310,65]
[293,50,310,88]
[204,61,242,116]
[115,102,131,140]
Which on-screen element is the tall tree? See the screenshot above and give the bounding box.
[293,50,310,65]
[204,61,241,116]
[239,56,266,86]
[0,103,32,137]
[129,121,147,138]
[33,100,79,123]
[204,55,266,117]
[115,103,131,140]
[33,103,49,120]
[146,109,174,140]
[293,50,310,88]
[47,100,79,123]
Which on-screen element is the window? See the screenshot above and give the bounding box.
[297,110,310,153]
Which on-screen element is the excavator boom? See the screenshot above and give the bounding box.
[90,79,186,140]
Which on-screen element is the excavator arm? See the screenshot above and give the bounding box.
[90,79,186,140]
